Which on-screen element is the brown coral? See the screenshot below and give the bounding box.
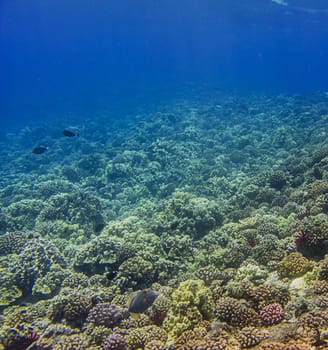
[318,256,328,280]
[259,303,284,325]
[314,280,328,294]
[87,303,124,328]
[296,309,328,344]
[173,327,239,350]
[310,147,328,165]
[307,180,328,199]
[277,252,314,278]
[259,340,312,349]
[236,326,268,348]
[125,325,167,349]
[215,297,259,328]
[244,284,289,311]
[269,171,287,190]
[52,333,91,350]
[144,339,165,350]
[48,294,92,328]
[293,215,328,258]
[102,333,127,350]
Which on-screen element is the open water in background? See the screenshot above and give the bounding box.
[1,0,328,131]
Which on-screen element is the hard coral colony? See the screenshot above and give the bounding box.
[0,93,328,349]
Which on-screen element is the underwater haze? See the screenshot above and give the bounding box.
[2,1,328,349]
[1,0,328,130]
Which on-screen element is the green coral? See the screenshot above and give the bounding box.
[73,235,136,275]
[0,231,27,255]
[252,234,284,265]
[116,256,155,289]
[0,264,22,306]
[152,191,223,239]
[36,220,84,241]
[35,191,104,238]
[125,325,167,349]
[6,199,44,230]
[32,263,69,296]
[9,238,67,295]
[52,333,91,350]
[306,180,328,199]
[163,279,214,341]
[231,261,268,285]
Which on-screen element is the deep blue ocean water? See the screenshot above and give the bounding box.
[1,0,328,132]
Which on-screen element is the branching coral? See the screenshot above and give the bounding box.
[49,293,93,328]
[244,284,289,311]
[125,325,167,349]
[214,297,259,328]
[259,303,284,325]
[87,303,124,328]
[163,279,214,340]
[102,333,127,350]
[277,252,314,278]
[237,326,268,348]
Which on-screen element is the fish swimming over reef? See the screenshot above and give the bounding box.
[128,289,159,318]
[62,129,79,137]
[32,145,49,154]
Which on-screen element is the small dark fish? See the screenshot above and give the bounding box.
[128,289,159,316]
[32,145,49,154]
[62,129,79,137]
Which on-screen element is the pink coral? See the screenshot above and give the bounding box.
[259,303,284,325]
[102,333,127,350]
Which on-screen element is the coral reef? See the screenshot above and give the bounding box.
[259,303,284,325]
[214,297,260,328]
[1,92,328,349]
[163,279,214,340]
[102,333,127,350]
[49,293,93,327]
[0,231,27,255]
[277,252,314,278]
[152,191,223,239]
[73,235,136,276]
[293,214,328,258]
[269,170,287,190]
[237,326,269,348]
[125,325,167,349]
[87,303,124,328]
[8,237,67,296]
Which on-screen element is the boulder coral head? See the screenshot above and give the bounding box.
[259,303,284,325]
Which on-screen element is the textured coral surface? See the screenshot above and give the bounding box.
[1,92,328,349]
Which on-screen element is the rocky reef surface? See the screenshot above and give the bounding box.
[1,91,328,349]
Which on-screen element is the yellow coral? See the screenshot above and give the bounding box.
[163,279,214,341]
[278,252,314,278]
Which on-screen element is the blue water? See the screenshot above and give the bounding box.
[1,0,328,131]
